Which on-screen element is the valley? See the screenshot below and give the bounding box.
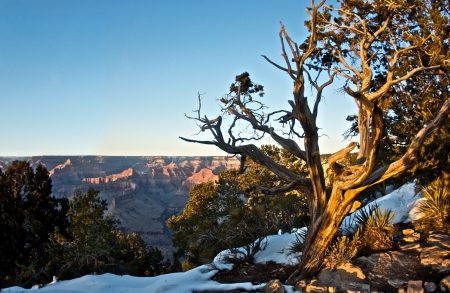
[0,155,240,257]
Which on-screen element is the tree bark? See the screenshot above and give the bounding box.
[286,186,355,284]
[180,0,450,285]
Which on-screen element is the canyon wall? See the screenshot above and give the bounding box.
[0,156,240,257]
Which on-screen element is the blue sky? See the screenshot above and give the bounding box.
[0,0,355,156]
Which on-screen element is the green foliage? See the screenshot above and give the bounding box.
[339,0,450,191]
[50,188,166,279]
[288,228,307,254]
[167,145,309,267]
[324,206,396,269]
[353,206,396,252]
[111,231,165,276]
[0,161,69,288]
[51,189,117,277]
[167,181,231,266]
[229,72,264,99]
[418,178,450,228]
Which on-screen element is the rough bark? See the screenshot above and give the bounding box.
[180,0,450,283]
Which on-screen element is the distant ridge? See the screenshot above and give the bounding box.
[0,155,240,256]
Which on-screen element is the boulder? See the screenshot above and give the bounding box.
[440,275,450,292]
[424,282,437,293]
[262,279,285,293]
[294,279,308,292]
[420,246,450,270]
[427,232,450,250]
[317,263,366,286]
[305,283,329,293]
[354,251,420,291]
[406,280,424,293]
[315,263,369,293]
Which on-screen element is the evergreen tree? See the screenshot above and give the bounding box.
[167,145,309,267]
[180,0,450,281]
[51,188,166,279]
[0,161,69,288]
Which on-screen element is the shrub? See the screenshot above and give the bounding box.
[353,205,395,251]
[288,228,307,254]
[324,234,359,270]
[324,205,395,269]
[418,178,450,228]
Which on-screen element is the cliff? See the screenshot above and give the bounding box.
[0,155,240,256]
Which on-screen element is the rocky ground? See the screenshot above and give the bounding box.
[204,226,450,293]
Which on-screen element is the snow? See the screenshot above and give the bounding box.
[2,267,264,293]
[340,182,423,233]
[3,182,424,293]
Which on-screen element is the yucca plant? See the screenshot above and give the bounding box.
[354,205,395,230]
[288,228,307,254]
[353,205,395,251]
[419,178,450,228]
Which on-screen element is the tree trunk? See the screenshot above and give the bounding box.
[286,187,355,284]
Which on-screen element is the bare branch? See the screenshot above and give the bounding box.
[327,142,358,175]
[357,97,450,188]
[336,105,384,190]
[258,180,313,195]
[261,55,289,73]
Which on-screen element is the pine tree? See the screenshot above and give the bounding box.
[51,188,166,279]
[180,0,450,281]
[0,161,69,288]
[167,145,309,267]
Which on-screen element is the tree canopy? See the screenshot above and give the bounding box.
[167,145,309,269]
[0,161,69,288]
[181,0,450,282]
[50,188,166,279]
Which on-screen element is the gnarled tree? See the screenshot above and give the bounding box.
[180,0,450,282]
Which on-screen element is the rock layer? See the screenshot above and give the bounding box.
[0,155,240,256]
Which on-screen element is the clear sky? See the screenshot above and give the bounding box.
[0,0,356,156]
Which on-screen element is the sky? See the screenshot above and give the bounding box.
[0,0,356,156]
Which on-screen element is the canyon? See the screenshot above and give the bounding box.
[0,155,240,257]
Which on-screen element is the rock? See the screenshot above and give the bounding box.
[399,288,406,293]
[420,246,450,270]
[398,243,422,253]
[441,259,450,273]
[424,282,437,293]
[403,229,416,236]
[317,263,366,286]
[403,233,421,243]
[306,283,328,293]
[294,279,308,292]
[262,279,285,293]
[407,280,423,293]
[428,232,450,250]
[347,283,371,293]
[354,251,420,291]
[388,279,408,289]
[316,263,371,293]
[440,276,450,292]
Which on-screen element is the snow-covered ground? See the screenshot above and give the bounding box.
[3,182,424,293]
